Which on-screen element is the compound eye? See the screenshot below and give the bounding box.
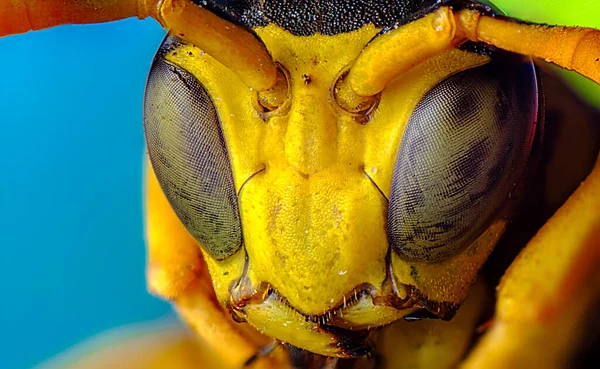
[143,56,242,260]
[388,60,538,263]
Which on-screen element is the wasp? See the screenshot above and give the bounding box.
[2,1,600,368]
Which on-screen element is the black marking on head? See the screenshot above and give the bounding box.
[197,0,451,35]
[154,35,185,58]
[400,284,459,320]
[319,325,373,357]
[403,308,442,321]
[301,74,312,86]
[409,266,420,283]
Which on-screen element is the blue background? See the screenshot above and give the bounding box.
[0,19,170,369]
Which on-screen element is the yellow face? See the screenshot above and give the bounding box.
[143,14,546,355]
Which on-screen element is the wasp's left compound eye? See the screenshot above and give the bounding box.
[143,56,242,261]
[388,59,539,263]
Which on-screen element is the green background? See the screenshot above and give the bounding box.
[495,0,600,106]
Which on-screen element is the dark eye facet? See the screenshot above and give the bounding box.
[143,56,242,260]
[388,59,538,263]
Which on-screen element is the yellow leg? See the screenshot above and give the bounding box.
[145,160,207,301]
[461,158,600,369]
[39,321,213,369]
[145,163,288,369]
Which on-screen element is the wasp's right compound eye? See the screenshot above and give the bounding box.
[143,55,242,261]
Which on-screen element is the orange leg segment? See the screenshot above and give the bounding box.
[461,158,600,369]
[0,0,159,36]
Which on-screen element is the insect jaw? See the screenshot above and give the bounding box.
[394,284,460,321]
[227,277,376,358]
[372,252,460,322]
[224,251,459,357]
